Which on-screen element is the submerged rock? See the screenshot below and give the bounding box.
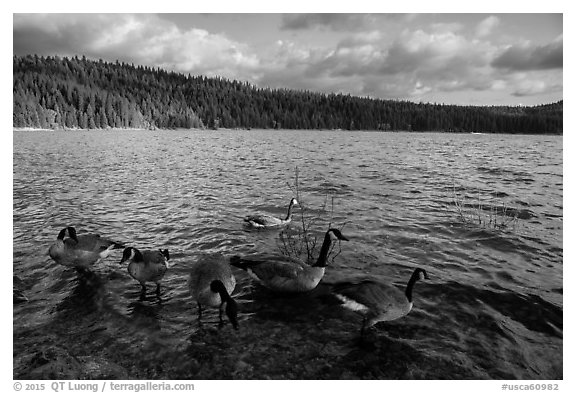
[25,348,82,379]
[19,347,129,380]
[76,356,129,379]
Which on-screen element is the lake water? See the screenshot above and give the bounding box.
[13,129,562,379]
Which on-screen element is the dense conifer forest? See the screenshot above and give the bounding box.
[13,55,562,133]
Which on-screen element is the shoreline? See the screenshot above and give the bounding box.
[12,127,225,132]
[12,127,563,136]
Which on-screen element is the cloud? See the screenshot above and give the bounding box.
[511,80,562,97]
[261,27,504,101]
[12,14,563,105]
[430,22,464,34]
[491,36,563,71]
[13,14,261,80]
[475,16,500,37]
[505,70,563,97]
[280,14,402,32]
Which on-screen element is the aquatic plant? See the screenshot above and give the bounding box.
[451,180,521,232]
[277,166,346,265]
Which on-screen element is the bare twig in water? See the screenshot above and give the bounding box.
[278,166,347,265]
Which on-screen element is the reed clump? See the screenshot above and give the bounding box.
[277,166,346,264]
[451,180,521,232]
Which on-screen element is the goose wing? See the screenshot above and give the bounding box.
[142,250,168,265]
[66,234,123,252]
[140,250,168,281]
[255,261,303,280]
[244,214,281,226]
[231,257,302,280]
[333,280,405,311]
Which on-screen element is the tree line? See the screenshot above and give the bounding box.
[13,55,562,134]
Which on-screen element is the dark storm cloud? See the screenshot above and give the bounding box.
[13,14,143,63]
[491,37,563,71]
[14,17,103,57]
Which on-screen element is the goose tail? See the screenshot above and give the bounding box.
[330,278,371,297]
[160,249,171,268]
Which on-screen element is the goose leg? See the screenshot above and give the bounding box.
[139,283,147,300]
[218,303,225,328]
[155,283,161,297]
[357,318,377,348]
[197,302,203,321]
[360,317,367,337]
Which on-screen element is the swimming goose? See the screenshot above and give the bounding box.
[244,198,299,228]
[332,267,428,335]
[230,228,349,292]
[48,226,124,269]
[120,247,170,299]
[188,256,238,329]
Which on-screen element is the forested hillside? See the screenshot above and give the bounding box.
[13,55,563,133]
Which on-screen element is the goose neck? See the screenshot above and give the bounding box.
[284,201,295,221]
[313,231,332,267]
[211,280,231,302]
[405,271,420,303]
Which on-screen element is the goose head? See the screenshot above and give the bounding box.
[290,198,299,207]
[414,267,429,281]
[160,249,170,260]
[120,247,143,263]
[57,226,78,243]
[314,228,349,267]
[328,228,349,242]
[210,280,239,330]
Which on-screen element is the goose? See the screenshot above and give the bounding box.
[332,267,428,336]
[244,198,299,228]
[230,228,349,292]
[48,226,124,269]
[120,247,170,299]
[188,256,238,329]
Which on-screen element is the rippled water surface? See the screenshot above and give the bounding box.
[13,130,562,379]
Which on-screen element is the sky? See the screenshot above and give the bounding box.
[11,11,564,106]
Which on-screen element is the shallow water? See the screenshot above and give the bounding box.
[13,130,562,379]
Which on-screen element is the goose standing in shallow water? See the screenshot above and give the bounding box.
[188,256,238,330]
[231,228,349,292]
[120,247,170,299]
[332,267,428,336]
[244,198,299,228]
[48,226,124,269]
